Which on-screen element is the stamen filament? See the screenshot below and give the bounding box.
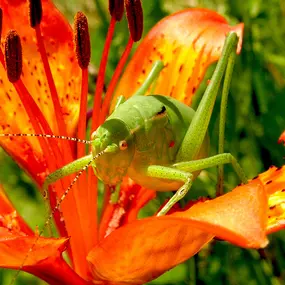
[1,44,70,251]
[35,25,67,137]
[34,28,84,250]
[91,16,116,131]
[100,37,134,124]
[1,46,57,171]
[88,15,118,247]
[77,66,89,157]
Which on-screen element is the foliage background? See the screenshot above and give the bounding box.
[0,0,284,284]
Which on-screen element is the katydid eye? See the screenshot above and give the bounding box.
[91,131,97,140]
[119,140,128,150]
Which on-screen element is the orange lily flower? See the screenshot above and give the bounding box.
[279,130,285,145]
[0,1,284,285]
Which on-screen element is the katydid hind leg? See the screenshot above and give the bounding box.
[146,165,193,216]
[173,153,247,185]
[176,32,239,162]
[217,42,237,195]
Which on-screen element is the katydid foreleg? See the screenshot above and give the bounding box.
[42,153,93,195]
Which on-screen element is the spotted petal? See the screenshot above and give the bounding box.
[0,185,86,285]
[257,165,285,234]
[0,228,87,285]
[0,0,81,184]
[278,130,285,145]
[112,8,244,109]
[88,179,267,284]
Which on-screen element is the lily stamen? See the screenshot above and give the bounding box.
[74,11,90,158]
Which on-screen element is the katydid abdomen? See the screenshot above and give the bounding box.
[93,95,209,191]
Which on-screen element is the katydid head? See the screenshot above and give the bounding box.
[91,119,134,185]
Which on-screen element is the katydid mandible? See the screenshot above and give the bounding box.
[39,31,246,216]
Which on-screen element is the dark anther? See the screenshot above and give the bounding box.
[5,30,23,83]
[125,0,143,42]
[109,0,124,22]
[74,12,91,69]
[29,0,42,28]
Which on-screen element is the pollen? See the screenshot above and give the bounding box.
[109,0,124,22]
[74,12,91,69]
[28,0,42,28]
[4,30,23,83]
[125,0,143,42]
[0,211,21,234]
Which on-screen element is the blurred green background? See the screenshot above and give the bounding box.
[0,0,285,284]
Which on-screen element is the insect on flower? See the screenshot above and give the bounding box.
[0,0,285,285]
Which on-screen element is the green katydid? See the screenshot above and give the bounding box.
[1,32,246,219]
[1,32,247,285]
[42,32,246,217]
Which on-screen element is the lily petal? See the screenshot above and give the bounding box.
[278,130,285,145]
[0,227,67,268]
[88,180,267,284]
[0,228,86,285]
[0,185,33,235]
[174,179,268,248]
[257,165,285,234]
[0,0,80,183]
[113,8,244,108]
[99,177,156,239]
[88,219,213,284]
